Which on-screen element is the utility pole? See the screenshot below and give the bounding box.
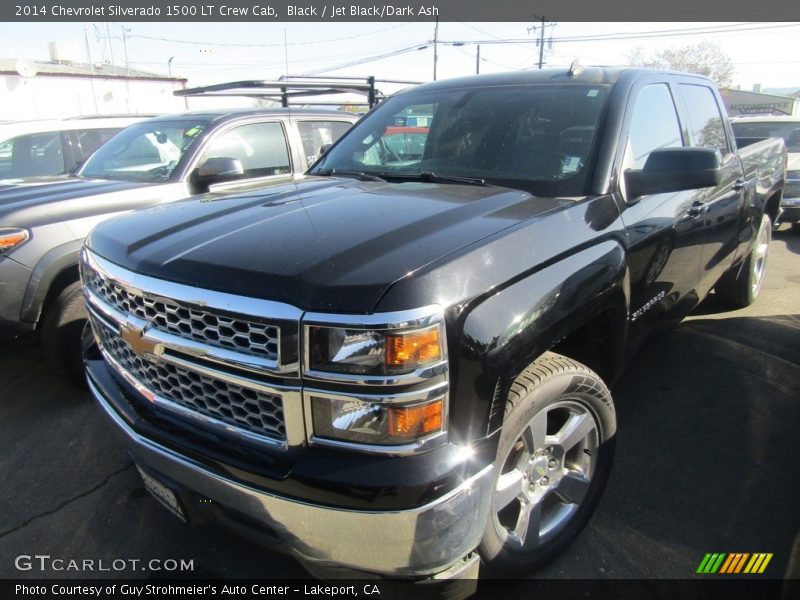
[167,56,174,77]
[537,15,545,69]
[121,26,130,76]
[433,16,439,81]
[83,25,98,113]
[476,45,480,74]
[104,22,116,74]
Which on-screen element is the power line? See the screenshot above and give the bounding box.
[437,22,800,47]
[128,25,411,48]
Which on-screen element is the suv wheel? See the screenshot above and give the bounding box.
[41,281,88,385]
[479,352,616,575]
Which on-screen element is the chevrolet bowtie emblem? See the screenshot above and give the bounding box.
[119,323,161,357]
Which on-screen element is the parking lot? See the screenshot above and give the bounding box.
[1,227,798,582]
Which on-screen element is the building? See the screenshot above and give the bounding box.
[0,51,189,120]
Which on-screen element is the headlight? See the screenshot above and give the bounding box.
[0,228,30,253]
[304,307,449,450]
[307,324,444,375]
[310,392,445,446]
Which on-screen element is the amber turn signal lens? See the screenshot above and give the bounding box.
[388,400,443,438]
[0,229,29,251]
[385,327,441,368]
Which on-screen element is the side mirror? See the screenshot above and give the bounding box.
[624,147,723,201]
[318,143,333,156]
[191,156,244,192]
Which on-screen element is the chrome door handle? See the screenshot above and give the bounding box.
[732,179,745,192]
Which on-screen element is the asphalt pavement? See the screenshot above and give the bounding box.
[1,227,798,583]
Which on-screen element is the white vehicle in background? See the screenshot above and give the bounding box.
[0,116,147,182]
[731,116,800,231]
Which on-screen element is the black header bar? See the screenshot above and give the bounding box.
[3,0,800,22]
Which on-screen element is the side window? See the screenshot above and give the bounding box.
[680,84,728,155]
[201,122,291,178]
[297,121,352,166]
[625,84,683,170]
[75,128,122,160]
[0,131,64,178]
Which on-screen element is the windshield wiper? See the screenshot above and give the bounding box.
[383,171,488,186]
[314,169,386,182]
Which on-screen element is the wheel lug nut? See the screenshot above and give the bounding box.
[548,459,558,468]
[543,447,552,456]
[540,476,549,486]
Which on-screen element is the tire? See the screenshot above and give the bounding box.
[478,352,616,576]
[41,281,89,385]
[715,213,771,308]
[792,222,800,234]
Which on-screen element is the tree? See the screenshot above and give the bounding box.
[628,42,735,88]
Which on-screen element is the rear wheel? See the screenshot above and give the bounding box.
[792,222,800,234]
[479,352,616,575]
[41,281,89,385]
[715,213,771,308]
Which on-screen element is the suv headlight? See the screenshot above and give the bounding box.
[0,228,30,253]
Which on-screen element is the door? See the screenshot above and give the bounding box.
[194,121,293,191]
[677,82,744,298]
[295,120,353,169]
[618,82,706,341]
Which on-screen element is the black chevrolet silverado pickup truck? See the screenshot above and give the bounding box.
[81,68,785,579]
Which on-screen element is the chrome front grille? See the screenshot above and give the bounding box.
[83,266,280,362]
[95,321,286,440]
[80,250,304,448]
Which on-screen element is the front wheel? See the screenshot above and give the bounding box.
[715,213,771,308]
[479,352,616,576]
[41,281,89,385]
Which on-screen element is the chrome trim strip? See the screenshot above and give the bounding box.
[84,270,288,378]
[98,346,293,450]
[305,382,448,406]
[303,304,445,329]
[88,372,493,576]
[83,248,302,373]
[303,360,449,386]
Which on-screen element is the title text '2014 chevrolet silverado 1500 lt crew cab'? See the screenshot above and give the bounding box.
[81,68,785,580]
[0,109,356,379]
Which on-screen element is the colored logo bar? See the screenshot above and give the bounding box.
[697,553,773,574]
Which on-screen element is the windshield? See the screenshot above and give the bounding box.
[311,84,610,196]
[79,120,209,182]
[732,121,800,153]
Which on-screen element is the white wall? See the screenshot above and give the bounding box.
[0,74,191,119]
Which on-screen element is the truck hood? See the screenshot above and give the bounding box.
[87,177,568,312]
[0,176,148,217]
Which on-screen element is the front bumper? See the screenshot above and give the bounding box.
[87,368,494,578]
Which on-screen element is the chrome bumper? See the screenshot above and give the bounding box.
[88,375,494,577]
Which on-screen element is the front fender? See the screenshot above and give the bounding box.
[455,240,629,439]
[19,239,83,324]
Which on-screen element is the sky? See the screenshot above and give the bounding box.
[1,21,799,93]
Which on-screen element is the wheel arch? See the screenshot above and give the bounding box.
[20,239,83,325]
[454,240,629,440]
